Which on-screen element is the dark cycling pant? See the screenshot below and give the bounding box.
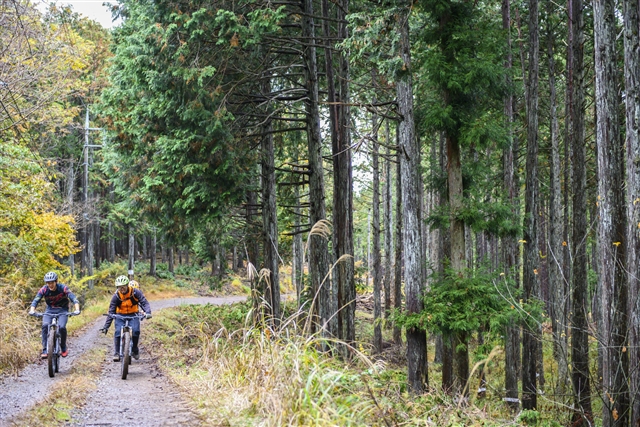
[114,315,141,354]
[42,308,69,352]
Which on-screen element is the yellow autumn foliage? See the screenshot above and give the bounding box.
[0,141,79,286]
[0,1,95,138]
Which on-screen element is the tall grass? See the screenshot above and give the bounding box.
[146,302,537,426]
[147,303,395,425]
[0,285,40,375]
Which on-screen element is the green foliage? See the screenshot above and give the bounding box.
[154,263,174,280]
[99,0,260,226]
[416,0,509,145]
[174,263,201,277]
[201,274,224,291]
[519,409,540,426]
[354,260,369,293]
[212,6,287,47]
[344,6,404,82]
[297,272,314,311]
[427,195,521,237]
[390,265,537,341]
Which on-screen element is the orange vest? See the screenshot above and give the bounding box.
[116,286,139,314]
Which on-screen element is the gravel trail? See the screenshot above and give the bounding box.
[0,296,246,427]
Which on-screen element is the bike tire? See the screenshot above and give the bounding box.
[54,335,60,373]
[121,330,131,379]
[128,337,133,366]
[47,326,56,378]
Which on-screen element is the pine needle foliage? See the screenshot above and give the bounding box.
[390,266,543,348]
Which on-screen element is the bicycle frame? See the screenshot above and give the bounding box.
[30,311,78,378]
[106,313,143,379]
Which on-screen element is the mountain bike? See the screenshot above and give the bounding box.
[104,313,144,380]
[30,311,80,378]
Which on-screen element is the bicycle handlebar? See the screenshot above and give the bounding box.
[103,313,146,320]
[29,311,80,318]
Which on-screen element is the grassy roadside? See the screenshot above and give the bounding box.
[8,347,106,427]
[144,301,578,427]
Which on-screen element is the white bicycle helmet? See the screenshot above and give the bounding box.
[44,271,58,282]
[114,275,130,287]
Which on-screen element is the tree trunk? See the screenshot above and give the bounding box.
[150,229,156,276]
[293,177,304,306]
[246,190,260,270]
[107,221,115,263]
[142,235,148,261]
[569,0,592,420]
[447,129,467,397]
[383,121,393,318]
[372,92,382,353]
[322,0,354,346]
[624,0,640,421]
[302,0,332,339]
[66,158,75,276]
[594,0,629,423]
[393,130,403,345]
[168,246,174,273]
[261,75,281,323]
[87,222,94,288]
[219,246,226,278]
[546,3,569,396]
[521,0,540,410]
[232,246,238,272]
[94,219,101,270]
[128,228,135,275]
[397,2,427,392]
[212,243,220,276]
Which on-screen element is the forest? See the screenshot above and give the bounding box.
[1,0,640,425]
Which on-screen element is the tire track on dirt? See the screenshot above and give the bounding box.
[0,296,246,426]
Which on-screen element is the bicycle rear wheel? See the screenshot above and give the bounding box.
[121,330,131,379]
[47,326,56,378]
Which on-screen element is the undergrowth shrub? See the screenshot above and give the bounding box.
[175,263,200,276]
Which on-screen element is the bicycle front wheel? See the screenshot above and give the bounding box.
[54,335,60,373]
[121,330,131,379]
[47,326,56,378]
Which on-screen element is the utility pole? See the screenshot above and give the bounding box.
[83,107,102,288]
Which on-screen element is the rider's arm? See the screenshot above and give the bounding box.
[102,295,119,329]
[64,286,80,312]
[29,286,46,312]
[134,289,151,316]
[64,286,81,312]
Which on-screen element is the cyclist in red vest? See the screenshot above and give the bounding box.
[29,271,80,358]
[100,275,151,361]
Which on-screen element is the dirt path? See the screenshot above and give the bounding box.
[0,296,246,427]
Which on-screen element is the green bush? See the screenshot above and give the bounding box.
[175,263,201,276]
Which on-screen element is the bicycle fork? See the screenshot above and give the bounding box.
[116,326,132,357]
[43,318,58,353]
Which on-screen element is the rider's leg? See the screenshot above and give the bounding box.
[113,317,124,360]
[41,314,52,354]
[57,313,69,351]
[131,316,141,355]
